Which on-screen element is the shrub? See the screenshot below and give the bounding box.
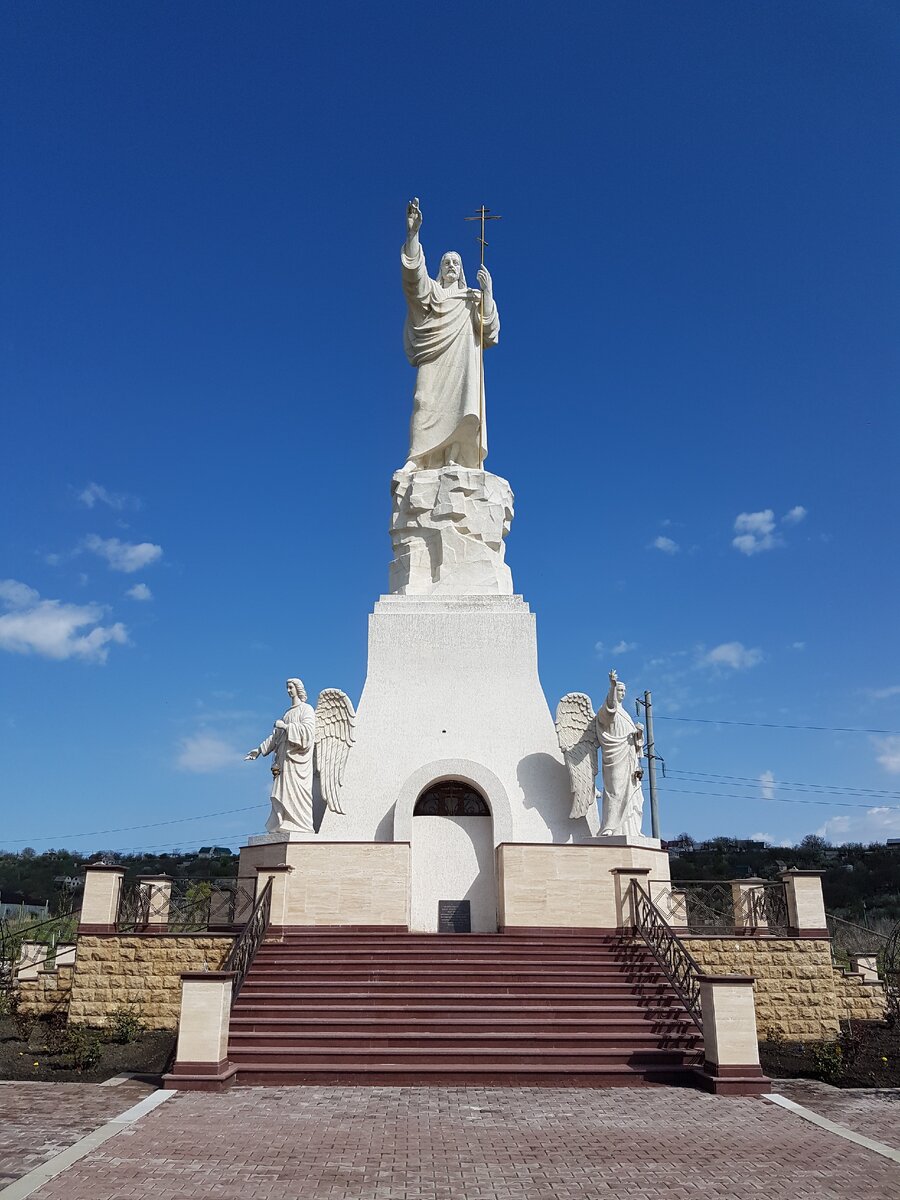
[811,1039,844,1085]
[109,1004,145,1044]
[65,1024,103,1072]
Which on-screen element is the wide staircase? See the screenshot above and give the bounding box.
[227,931,704,1086]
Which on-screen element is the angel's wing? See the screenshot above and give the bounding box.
[314,689,357,815]
[555,692,600,820]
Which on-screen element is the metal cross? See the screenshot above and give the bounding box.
[463,206,502,466]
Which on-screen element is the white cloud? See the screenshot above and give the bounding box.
[873,736,900,775]
[84,535,162,573]
[176,733,243,773]
[611,640,638,654]
[759,770,776,800]
[699,642,763,671]
[0,578,128,663]
[748,832,773,844]
[732,510,779,555]
[78,482,140,510]
[791,642,806,651]
[783,505,807,525]
[126,583,153,602]
[652,536,679,555]
[869,685,900,701]
[818,806,900,844]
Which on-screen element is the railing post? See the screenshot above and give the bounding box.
[851,954,879,982]
[779,870,828,937]
[730,878,768,934]
[137,874,172,931]
[164,972,239,1090]
[78,863,126,933]
[611,867,652,929]
[695,975,770,1095]
[256,865,293,938]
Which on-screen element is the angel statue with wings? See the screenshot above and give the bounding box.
[244,678,357,835]
[556,670,646,838]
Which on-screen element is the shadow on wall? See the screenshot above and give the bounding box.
[516,751,571,816]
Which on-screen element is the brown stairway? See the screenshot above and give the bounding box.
[227,931,704,1086]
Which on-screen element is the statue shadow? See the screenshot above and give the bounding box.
[516,751,570,813]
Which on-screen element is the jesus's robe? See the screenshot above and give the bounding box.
[401,242,500,469]
[595,700,645,838]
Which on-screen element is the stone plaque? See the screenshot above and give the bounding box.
[438,900,471,933]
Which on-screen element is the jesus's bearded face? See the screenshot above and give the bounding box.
[439,253,463,287]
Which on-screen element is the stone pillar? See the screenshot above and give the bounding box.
[851,954,879,982]
[695,975,770,1095]
[779,870,828,936]
[730,878,768,934]
[256,864,294,936]
[79,863,126,933]
[163,972,238,1090]
[16,941,47,981]
[137,875,172,930]
[611,867,653,928]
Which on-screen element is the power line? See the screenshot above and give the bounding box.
[669,770,900,799]
[3,804,266,845]
[659,786,900,811]
[656,715,900,736]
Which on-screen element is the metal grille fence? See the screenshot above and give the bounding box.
[116,877,256,933]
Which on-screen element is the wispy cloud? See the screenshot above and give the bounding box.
[0,578,128,663]
[126,583,153,601]
[732,505,809,555]
[783,505,807,525]
[611,640,638,654]
[651,536,679,555]
[732,510,779,556]
[819,805,900,843]
[873,736,900,775]
[758,770,776,800]
[176,733,244,773]
[698,642,763,671]
[868,685,900,701]
[78,482,141,511]
[84,535,162,573]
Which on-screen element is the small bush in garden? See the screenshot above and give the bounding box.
[811,1039,844,1085]
[109,1004,145,1044]
[65,1024,103,1072]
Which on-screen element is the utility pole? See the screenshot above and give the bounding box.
[635,690,660,839]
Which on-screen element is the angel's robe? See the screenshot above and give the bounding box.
[253,701,316,834]
[401,241,500,468]
[596,698,645,837]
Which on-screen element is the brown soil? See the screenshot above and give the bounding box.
[760,1021,900,1088]
[0,1016,175,1083]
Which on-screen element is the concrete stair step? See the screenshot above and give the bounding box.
[230,1063,696,1087]
[226,1044,697,1066]
[229,1015,696,1034]
[228,1030,700,1050]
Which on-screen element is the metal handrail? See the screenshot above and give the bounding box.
[628,880,703,1030]
[222,879,272,1004]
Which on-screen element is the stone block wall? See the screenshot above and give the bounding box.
[686,938,840,1042]
[833,967,887,1022]
[18,965,74,1018]
[67,935,234,1030]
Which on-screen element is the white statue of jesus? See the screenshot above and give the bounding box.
[401,197,500,472]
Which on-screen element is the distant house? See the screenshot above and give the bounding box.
[0,891,49,918]
[197,846,234,859]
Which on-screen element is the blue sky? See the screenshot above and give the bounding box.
[2,1,899,854]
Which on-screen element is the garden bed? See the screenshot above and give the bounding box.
[760,1021,900,1088]
[0,1015,175,1083]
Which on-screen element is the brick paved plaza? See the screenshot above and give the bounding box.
[1,1083,897,1199]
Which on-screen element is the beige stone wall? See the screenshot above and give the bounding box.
[67,935,233,1030]
[833,967,887,1022]
[498,844,670,929]
[686,938,840,1042]
[18,964,74,1018]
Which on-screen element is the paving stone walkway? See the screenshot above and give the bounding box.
[773,1079,900,1152]
[0,1084,893,1199]
[0,1080,152,1189]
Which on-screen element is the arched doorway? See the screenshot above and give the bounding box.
[411,780,496,932]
